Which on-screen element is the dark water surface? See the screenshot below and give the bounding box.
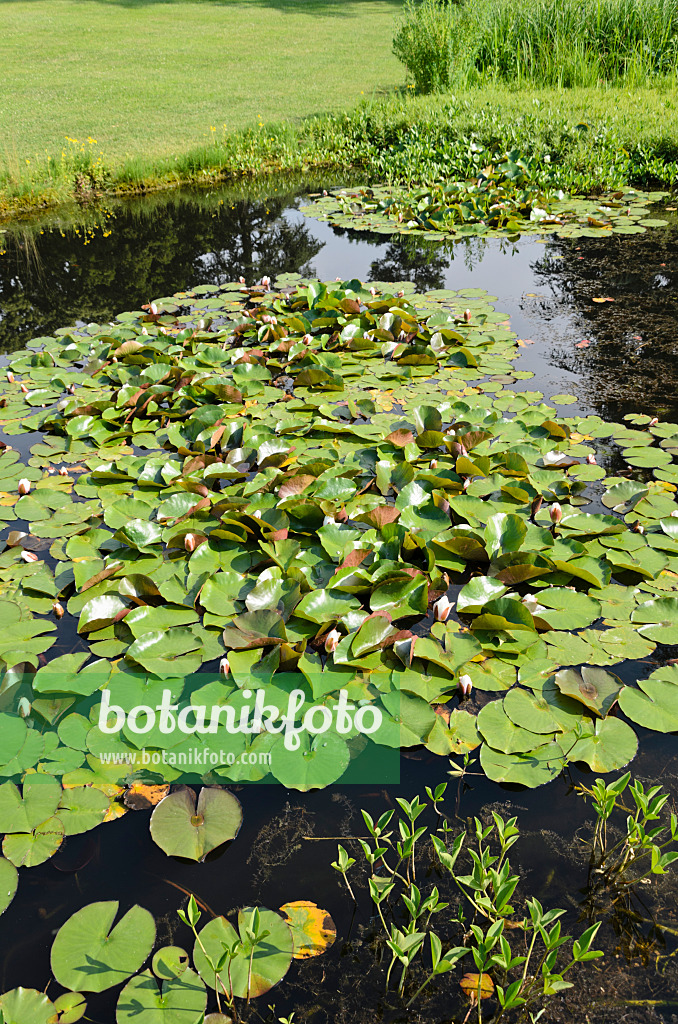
[1,185,678,1024]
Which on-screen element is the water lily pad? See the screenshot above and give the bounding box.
[554,666,622,717]
[618,666,678,732]
[193,909,294,999]
[279,901,337,958]
[149,787,242,861]
[567,717,638,772]
[0,988,56,1024]
[51,901,156,992]
[116,968,206,1024]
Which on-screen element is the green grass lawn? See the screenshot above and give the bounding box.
[0,0,403,165]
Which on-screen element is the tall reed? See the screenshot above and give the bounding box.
[458,0,678,86]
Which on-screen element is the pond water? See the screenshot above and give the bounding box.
[1,184,678,1024]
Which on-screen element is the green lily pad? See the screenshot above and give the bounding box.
[116,968,206,1024]
[193,908,294,999]
[51,901,156,992]
[149,787,243,860]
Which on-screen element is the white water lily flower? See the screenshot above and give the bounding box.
[219,657,230,677]
[325,628,341,653]
[433,595,453,622]
[17,479,31,496]
[542,450,569,466]
[458,674,473,697]
[323,515,336,526]
[550,502,563,524]
[530,207,549,221]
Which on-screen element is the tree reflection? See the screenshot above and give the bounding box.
[531,221,678,420]
[0,190,323,352]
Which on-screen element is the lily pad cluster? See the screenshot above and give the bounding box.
[0,274,676,800]
[300,178,668,241]
[0,895,334,1024]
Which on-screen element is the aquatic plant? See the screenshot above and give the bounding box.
[0,893,334,1023]
[333,784,604,1019]
[301,181,668,241]
[0,275,677,817]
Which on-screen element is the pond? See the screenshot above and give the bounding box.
[1,183,678,1024]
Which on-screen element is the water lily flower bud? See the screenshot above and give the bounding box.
[21,550,38,562]
[239,276,246,284]
[68,383,76,395]
[150,302,158,315]
[17,478,31,496]
[325,628,341,653]
[302,334,312,345]
[253,509,262,519]
[430,459,438,469]
[397,290,405,298]
[586,454,597,465]
[219,656,230,677]
[649,417,659,427]
[17,697,31,719]
[671,510,678,518]
[184,533,198,552]
[58,467,68,476]
[458,673,473,697]
[261,276,271,289]
[370,287,377,297]
[522,593,540,614]
[6,372,13,383]
[322,515,336,526]
[463,309,472,322]
[322,190,328,196]
[53,601,64,618]
[550,502,562,525]
[20,384,28,393]
[262,314,271,324]
[463,477,470,491]
[433,595,453,622]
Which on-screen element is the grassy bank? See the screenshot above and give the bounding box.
[4,86,678,216]
[0,0,402,205]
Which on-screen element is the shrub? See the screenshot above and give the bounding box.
[392,0,460,93]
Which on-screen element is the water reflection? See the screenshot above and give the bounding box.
[0,188,323,349]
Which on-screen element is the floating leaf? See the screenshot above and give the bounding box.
[280,901,337,958]
[149,787,243,861]
[51,901,156,992]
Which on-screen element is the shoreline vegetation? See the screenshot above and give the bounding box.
[3,87,678,220]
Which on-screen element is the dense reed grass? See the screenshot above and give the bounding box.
[394,0,678,90]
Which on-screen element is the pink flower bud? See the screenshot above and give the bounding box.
[20,384,28,394]
[458,673,473,697]
[325,628,341,653]
[58,467,68,476]
[397,290,405,298]
[302,334,312,345]
[17,479,31,496]
[239,276,246,284]
[370,287,377,297]
[184,533,198,552]
[219,656,230,677]
[586,454,597,465]
[21,551,38,562]
[649,417,659,427]
[433,595,452,622]
[6,372,13,383]
[150,302,158,315]
[261,276,271,289]
[550,502,562,524]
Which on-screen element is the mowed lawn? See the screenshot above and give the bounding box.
[0,0,403,165]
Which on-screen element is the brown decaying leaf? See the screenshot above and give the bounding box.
[280,900,337,958]
[124,784,171,810]
[460,973,495,1000]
